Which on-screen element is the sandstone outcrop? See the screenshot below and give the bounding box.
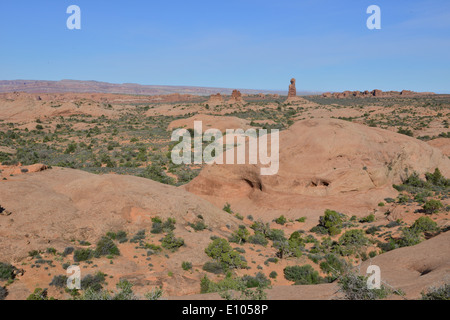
[228,90,245,104]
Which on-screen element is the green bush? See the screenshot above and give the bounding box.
[267,229,285,242]
[161,232,184,251]
[241,272,271,288]
[320,254,347,281]
[423,199,443,214]
[182,261,192,271]
[0,286,8,300]
[49,275,68,288]
[0,262,16,280]
[205,238,247,270]
[202,261,225,274]
[410,216,438,233]
[95,236,120,257]
[73,248,94,262]
[312,209,346,236]
[359,214,375,223]
[189,220,208,231]
[338,229,369,256]
[269,271,278,279]
[396,228,423,247]
[27,288,53,300]
[338,268,391,300]
[229,225,250,244]
[81,272,106,291]
[283,265,322,285]
[421,283,450,300]
[248,232,269,246]
[274,215,287,225]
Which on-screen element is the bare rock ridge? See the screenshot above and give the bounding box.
[322,89,436,98]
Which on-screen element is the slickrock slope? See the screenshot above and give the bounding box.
[186,119,450,220]
[168,114,251,133]
[0,167,236,262]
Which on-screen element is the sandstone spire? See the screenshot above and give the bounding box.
[288,78,297,98]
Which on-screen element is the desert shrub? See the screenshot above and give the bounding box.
[81,272,106,291]
[338,229,369,256]
[77,279,138,300]
[202,261,225,274]
[161,232,184,251]
[396,228,423,247]
[359,214,375,223]
[250,221,271,237]
[49,275,68,288]
[320,254,347,281]
[0,262,16,280]
[241,272,271,288]
[283,265,322,285]
[201,274,269,300]
[366,226,380,235]
[151,217,176,234]
[267,229,285,242]
[385,220,401,228]
[95,237,120,257]
[397,127,413,137]
[339,229,369,247]
[140,164,175,185]
[248,232,268,246]
[273,237,303,259]
[73,248,94,262]
[130,229,146,243]
[205,238,247,270]
[145,287,164,300]
[423,199,443,214]
[0,286,8,300]
[337,267,391,300]
[107,231,128,243]
[312,210,346,236]
[274,215,287,225]
[189,220,208,231]
[181,261,192,271]
[223,203,233,214]
[410,216,438,233]
[62,247,74,257]
[310,225,328,235]
[229,225,250,244]
[269,271,278,279]
[27,288,52,300]
[421,283,450,300]
[296,217,307,223]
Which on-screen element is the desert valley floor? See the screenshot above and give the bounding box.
[0,91,449,300]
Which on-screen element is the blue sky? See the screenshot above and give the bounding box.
[0,0,449,93]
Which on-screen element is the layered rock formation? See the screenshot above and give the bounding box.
[322,90,436,99]
[228,90,245,104]
[288,78,297,98]
[206,93,224,106]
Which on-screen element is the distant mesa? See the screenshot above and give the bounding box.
[322,89,436,99]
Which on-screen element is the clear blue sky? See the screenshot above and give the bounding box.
[1,0,449,93]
